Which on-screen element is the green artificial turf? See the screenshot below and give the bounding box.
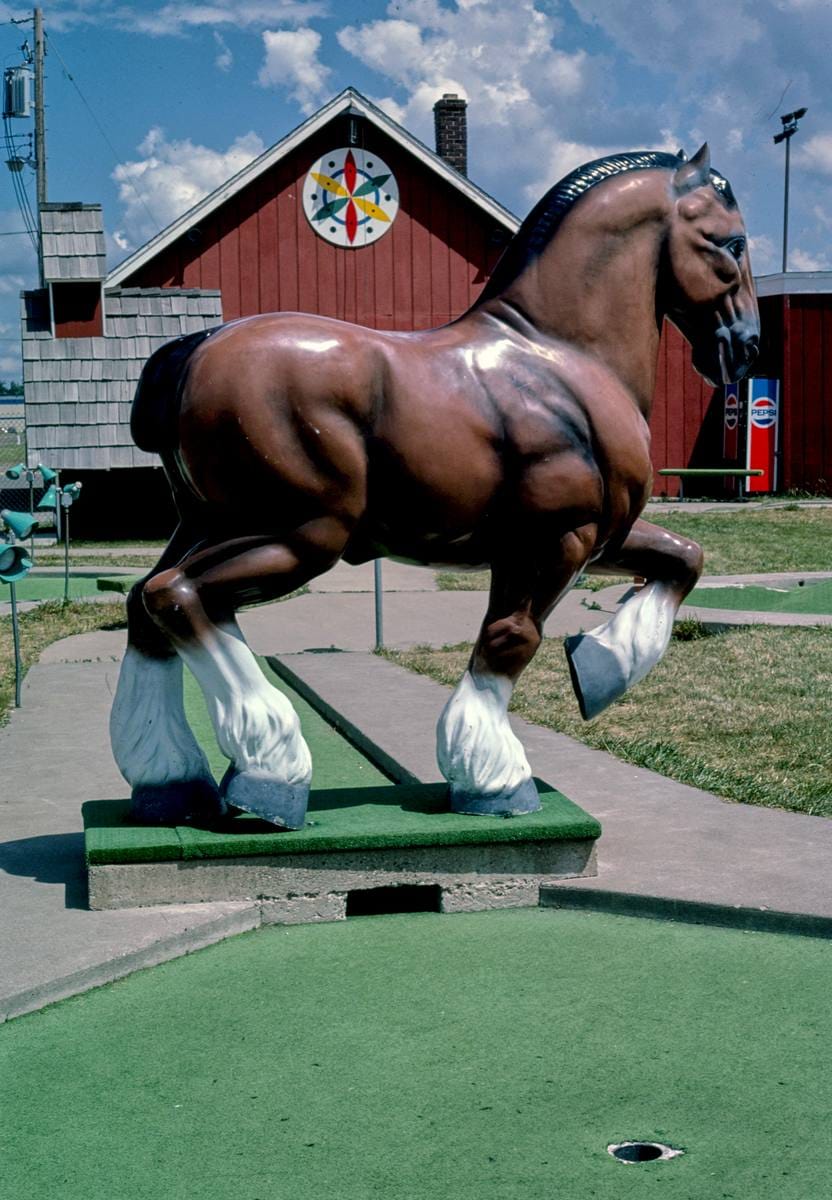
[83,659,599,863]
[4,573,111,602]
[3,908,830,1200]
[96,574,143,594]
[690,577,832,614]
[83,780,600,864]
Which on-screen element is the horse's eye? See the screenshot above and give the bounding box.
[724,237,746,261]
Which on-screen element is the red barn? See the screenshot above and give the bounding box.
[108,89,516,334]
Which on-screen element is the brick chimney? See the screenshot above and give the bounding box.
[433,93,467,176]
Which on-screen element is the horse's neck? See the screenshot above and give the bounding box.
[496,207,666,418]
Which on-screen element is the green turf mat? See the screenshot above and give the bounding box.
[3,908,830,1200]
[689,577,832,614]
[83,779,600,864]
[5,573,110,601]
[96,574,142,594]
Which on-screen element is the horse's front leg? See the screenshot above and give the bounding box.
[438,526,596,815]
[565,518,703,720]
[142,518,351,829]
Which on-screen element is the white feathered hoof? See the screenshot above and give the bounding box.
[220,766,310,831]
[564,633,628,721]
[449,776,541,817]
[130,776,225,826]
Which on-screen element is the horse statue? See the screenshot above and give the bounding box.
[110,143,759,830]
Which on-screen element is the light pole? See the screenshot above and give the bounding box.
[774,107,807,273]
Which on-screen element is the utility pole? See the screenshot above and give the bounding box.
[774,107,807,274]
[33,6,46,285]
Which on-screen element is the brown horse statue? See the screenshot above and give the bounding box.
[110,143,759,829]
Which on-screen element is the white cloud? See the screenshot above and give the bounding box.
[213,31,233,71]
[129,2,327,36]
[569,0,763,70]
[257,27,330,113]
[337,0,607,211]
[39,1,328,35]
[748,234,776,273]
[112,127,265,246]
[795,133,832,176]
[790,247,830,271]
[0,274,26,295]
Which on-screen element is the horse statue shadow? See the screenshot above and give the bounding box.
[110,143,759,830]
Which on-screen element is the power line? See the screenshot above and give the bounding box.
[45,31,160,233]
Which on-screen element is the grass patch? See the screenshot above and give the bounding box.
[32,553,159,569]
[436,508,832,590]
[384,624,832,817]
[649,506,832,574]
[0,599,126,725]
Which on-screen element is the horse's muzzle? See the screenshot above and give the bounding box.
[702,318,760,385]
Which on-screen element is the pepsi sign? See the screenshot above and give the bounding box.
[750,396,777,429]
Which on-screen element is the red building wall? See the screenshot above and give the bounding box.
[650,321,720,496]
[778,294,832,493]
[122,120,506,331]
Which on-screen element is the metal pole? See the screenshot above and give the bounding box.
[782,133,791,274]
[53,468,61,543]
[373,558,384,650]
[27,468,34,558]
[10,580,23,707]
[63,499,69,603]
[33,7,47,287]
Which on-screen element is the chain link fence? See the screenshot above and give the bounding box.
[0,426,57,530]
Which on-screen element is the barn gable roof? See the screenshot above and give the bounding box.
[106,87,519,289]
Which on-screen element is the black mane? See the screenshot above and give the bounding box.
[477,150,736,303]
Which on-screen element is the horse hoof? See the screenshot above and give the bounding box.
[564,633,628,720]
[220,767,310,831]
[450,776,541,817]
[130,777,224,825]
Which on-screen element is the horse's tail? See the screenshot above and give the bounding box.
[130,327,217,453]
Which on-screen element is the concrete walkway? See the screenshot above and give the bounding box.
[2,558,831,1022]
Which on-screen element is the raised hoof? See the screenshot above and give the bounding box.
[220,767,310,831]
[564,632,628,721]
[130,777,224,826]
[450,775,541,817]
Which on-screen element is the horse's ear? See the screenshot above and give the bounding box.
[673,142,711,193]
[677,148,688,162]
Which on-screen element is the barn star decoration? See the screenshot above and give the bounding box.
[302,148,400,248]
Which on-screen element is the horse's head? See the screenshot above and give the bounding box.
[664,144,759,386]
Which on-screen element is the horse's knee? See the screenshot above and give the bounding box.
[142,568,201,639]
[675,537,704,587]
[477,612,542,679]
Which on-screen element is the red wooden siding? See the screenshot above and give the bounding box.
[123,119,505,331]
[778,295,832,493]
[649,321,719,496]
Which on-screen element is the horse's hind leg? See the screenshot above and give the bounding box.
[110,523,222,824]
[565,518,703,720]
[140,517,351,830]
[438,527,595,815]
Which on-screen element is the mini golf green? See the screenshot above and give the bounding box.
[689,577,832,614]
[2,908,829,1199]
[1,572,136,602]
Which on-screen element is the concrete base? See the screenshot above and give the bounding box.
[88,838,598,917]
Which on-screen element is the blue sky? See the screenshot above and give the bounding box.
[1,0,831,379]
